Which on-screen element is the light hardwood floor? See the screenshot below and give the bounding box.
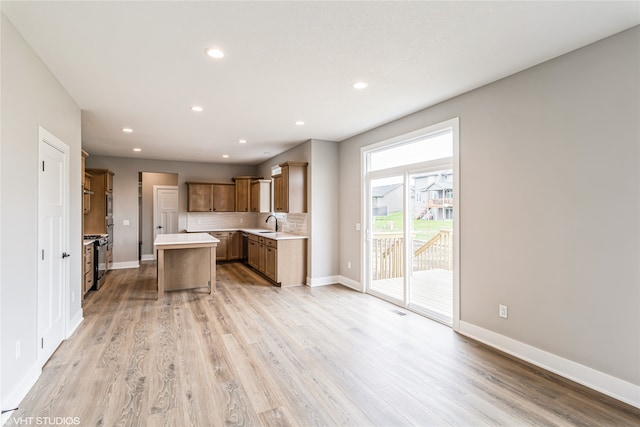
[8,262,640,426]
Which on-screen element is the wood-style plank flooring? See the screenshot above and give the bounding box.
[9,262,640,426]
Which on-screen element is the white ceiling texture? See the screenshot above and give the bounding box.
[2,1,639,164]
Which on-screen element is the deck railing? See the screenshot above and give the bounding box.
[372,229,452,279]
[372,233,404,280]
[414,230,453,271]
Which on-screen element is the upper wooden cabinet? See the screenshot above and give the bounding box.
[233,176,252,212]
[85,168,114,234]
[187,183,213,212]
[273,161,308,213]
[212,183,235,212]
[83,173,92,214]
[250,179,271,213]
[187,182,236,212]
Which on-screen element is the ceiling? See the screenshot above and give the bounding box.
[3,1,639,165]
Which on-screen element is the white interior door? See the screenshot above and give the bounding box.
[154,186,179,242]
[38,127,69,366]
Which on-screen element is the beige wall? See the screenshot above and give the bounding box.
[1,14,82,407]
[339,27,640,387]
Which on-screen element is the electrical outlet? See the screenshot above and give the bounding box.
[499,304,508,319]
[197,219,202,224]
[15,340,21,359]
[347,261,352,269]
[356,223,361,231]
[240,218,244,224]
[123,219,130,226]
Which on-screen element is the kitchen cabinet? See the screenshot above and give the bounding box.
[212,184,235,211]
[187,182,236,212]
[209,232,229,261]
[264,240,277,282]
[83,172,92,214]
[246,233,306,287]
[187,183,213,212]
[208,230,242,261]
[85,168,114,234]
[228,231,242,260]
[234,176,251,212]
[247,236,261,270]
[273,161,307,213]
[83,243,94,295]
[250,179,271,213]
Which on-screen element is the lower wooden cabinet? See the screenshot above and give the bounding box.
[228,231,242,260]
[209,231,242,261]
[83,243,94,295]
[210,232,229,261]
[247,234,306,286]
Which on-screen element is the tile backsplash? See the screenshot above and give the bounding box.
[187,212,308,236]
[258,213,308,235]
[187,212,257,231]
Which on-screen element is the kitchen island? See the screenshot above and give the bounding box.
[154,233,219,299]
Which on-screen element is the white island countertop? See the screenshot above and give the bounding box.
[154,232,219,247]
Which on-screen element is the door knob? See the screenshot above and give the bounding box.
[157,226,163,229]
[62,252,71,259]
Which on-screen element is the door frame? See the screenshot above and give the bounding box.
[37,126,70,366]
[361,118,460,330]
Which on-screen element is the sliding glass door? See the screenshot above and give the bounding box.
[364,120,458,326]
[369,175,405,303]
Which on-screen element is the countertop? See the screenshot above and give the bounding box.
[83,239,94,246]
[186,228,308,241]
[155,233,220,247]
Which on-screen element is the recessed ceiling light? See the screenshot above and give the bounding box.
[205,48,225,59]
[353,81,369,90]
[122,127,133,133]
[295,121,305,126]
[222,154,229,158]
[133,148,142,152]
[191,106,204,112]
[238,139,247,144]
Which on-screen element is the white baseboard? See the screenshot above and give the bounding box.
[1,364,41,424]
[66,311,83,339]
[141,254,155,261]
[336,275,363,292]
[306,275,340,287]
[110,261,140,270]
[458,321,640,409]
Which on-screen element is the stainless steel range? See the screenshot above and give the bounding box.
[84,234,108,290]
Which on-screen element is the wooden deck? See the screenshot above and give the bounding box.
[371,269,453,322]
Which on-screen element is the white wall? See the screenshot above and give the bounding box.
[339,26,640,403]
[309,140,340,282]
[84,155,257,265]
[1,13,82,412]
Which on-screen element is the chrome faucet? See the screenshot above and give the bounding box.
[265,214,278,232]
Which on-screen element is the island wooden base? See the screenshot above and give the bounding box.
[156,243,216,299]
